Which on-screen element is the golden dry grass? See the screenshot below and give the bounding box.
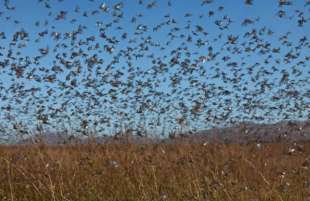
[0,142,309,201]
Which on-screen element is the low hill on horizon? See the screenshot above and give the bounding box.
[16,120,310,145]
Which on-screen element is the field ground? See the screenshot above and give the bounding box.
[0,142,309,201]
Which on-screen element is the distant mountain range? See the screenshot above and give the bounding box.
[17,120,310,145]
[166,120,310,144]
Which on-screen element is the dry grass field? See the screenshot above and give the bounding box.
[0,142,309,201]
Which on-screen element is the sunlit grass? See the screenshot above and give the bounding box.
[0,142,309,201]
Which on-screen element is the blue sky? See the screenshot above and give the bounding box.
[0,0,309,140]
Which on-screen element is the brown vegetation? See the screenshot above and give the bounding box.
[0,142,309,201]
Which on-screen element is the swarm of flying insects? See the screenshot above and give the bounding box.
[0,0,309,143]
[0,1,310,201]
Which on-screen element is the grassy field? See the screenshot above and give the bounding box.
[0,142,309,201]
